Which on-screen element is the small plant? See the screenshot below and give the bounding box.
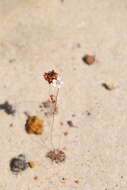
[46,149,65,163]
[43,70,65,163]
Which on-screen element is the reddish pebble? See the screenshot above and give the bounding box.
[82,55,95,65]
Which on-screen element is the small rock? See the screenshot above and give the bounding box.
[67,120,75,127]
[64,132,68,136]
[10,154,28,174]
[82,55,95,65]
[25,116,44,135]
[0,101,15,115]
[102,83,117,90]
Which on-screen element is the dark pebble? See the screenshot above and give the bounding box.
[10,154,28,174]
[0,101,15,115]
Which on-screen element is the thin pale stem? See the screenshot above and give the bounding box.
[50,88,59,149]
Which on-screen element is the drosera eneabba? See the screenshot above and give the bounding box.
[43,70,66,163]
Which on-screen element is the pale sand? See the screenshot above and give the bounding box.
[0,0,127,189]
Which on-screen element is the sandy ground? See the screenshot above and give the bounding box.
[0,0,127,189]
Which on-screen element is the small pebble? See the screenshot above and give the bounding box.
[102,83,117,90]
[25,116,44,135]
[67,120,75,127]
[10,154,28,174]
[82,55,95,65]
[0,101,15,115]
[64,132,68,136]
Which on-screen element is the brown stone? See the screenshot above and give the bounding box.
[26,116,44,135]
[82,55,95,65]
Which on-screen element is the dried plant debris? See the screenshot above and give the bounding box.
[39,100,58,116]
[25,116,44,135]
[82,55,95,65]
[0,101,15,115]
[41,100,51,109]
[50,94,56,104]
[46,149,66,163]
[24,111,30,117]
[102,83,117,90]
[10,154,28,174]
